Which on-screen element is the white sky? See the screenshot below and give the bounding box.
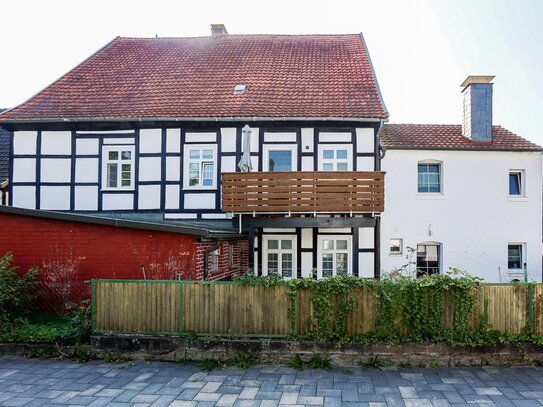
[1,0,542,145]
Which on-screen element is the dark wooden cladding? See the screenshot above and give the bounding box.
[222,171,385,214]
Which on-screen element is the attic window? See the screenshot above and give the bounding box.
[233,84,248,94]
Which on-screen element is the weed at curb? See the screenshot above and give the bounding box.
[361,355,392,370]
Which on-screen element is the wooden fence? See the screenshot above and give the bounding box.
[92,280,541,337]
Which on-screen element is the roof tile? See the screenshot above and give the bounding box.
[0,35,387,121]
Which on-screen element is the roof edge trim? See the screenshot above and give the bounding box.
[359,33,389,118]
[0,205,211,237]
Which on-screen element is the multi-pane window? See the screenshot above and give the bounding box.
[390,239,403,254]
[211,248,220,272]
[185,146,216,188]
[508,244,523,270]
[265,237,295,278]
[509,171,523,196]
[103,146,134,189]
[418,163,441,193]
[320,237,350,277]
[319,146,352,171]
[263,145,296,172]
[416,244,440,277]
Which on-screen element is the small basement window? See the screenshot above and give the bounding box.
[390,239,403,255]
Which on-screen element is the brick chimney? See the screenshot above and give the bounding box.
[211,24,228,36]
[461,75,495,142]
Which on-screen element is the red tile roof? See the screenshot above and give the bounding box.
[381,124,542,151]
[0,34,388,122]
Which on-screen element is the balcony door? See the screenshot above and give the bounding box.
[263,145,297,172]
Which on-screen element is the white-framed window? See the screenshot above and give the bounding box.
[508,243,525,271]
[418,161,442,193]
[183,145,217,189]
[390,238,403,255]
[317,235,352,278]
[262,144,297,172]
[262,235,296,279]
[318,145,353,171]
[102,145,135,190]
[416,243,441,277]
[211,248,220,272]
[509,170,525,197]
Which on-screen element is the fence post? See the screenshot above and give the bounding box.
[91,280,96,333]
[178,281,184,335]
[528,283,534,332]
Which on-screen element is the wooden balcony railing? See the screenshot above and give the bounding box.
[222,171,384,214]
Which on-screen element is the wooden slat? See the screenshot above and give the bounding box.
[221,171,385,214]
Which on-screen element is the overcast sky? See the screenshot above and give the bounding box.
[1,0,542,145]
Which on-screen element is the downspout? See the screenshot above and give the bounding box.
[203,241,221,280]
[374,119,386,280]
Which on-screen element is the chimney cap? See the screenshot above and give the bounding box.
[461,75,495,90]
[211,24,228,36]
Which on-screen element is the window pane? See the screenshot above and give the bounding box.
[508,245,522,269]
[323,150,334,159]
[416,244,440,277]
[268,240,279,250]
[202,149,213,159]
[390,239,402,253]
[107,163,118,188]
[268,150,292,172]
[323,163,333,171]
[268,253,278,274]
[189,150,200,159]
[281,240,292,250]
[121,164,131,172]
[509,173,521,195]
[418,164,440,193]
[282,253,293,278]
[202,162,214,186]
[189,163,199,186]
[336,253,348,275]
[336,150,348,159]
[121,151,131,160]
[322,240,334,250]
[337,163,348,171]
[108,151,118,161]
[322,254,333,277]
[336,240,348,250]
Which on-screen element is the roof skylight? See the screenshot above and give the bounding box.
[233,84,248,94]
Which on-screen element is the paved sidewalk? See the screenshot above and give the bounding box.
[1,356,543,406]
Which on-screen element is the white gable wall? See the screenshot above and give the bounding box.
[381,149,542,282]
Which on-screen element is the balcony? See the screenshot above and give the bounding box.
[222,171,384,214]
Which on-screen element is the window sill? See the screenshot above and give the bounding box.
[415,193,445,200]
[508,196,528,202]
[389,253,403,256]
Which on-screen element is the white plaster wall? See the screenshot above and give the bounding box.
[319,132,351,142]
[166,157,180,181]
[139,157,161,182]
[102,194,133,210]
[356,128,375,153]
[220,128,237,152]
[250,128,260,153]
[41,159,71,183]
[381,150,543,282]
[166,129,181,153]
[139,129,162,153]
[184,193,215,209]
[221,156,236,173]
[74,186,98,210]
[359,227,374,249]
[301,252,313,278]
[76,138,99,155]
[41,131,71,155]
[75,158,99,183]
[264,132,296,142]
[359,252,374,278]
[301,157,313,171]
[301,228,313,249]
[301,128,314,152]
[12,159,35,182]
[357,157,374,171]
[12,186,35,209]
[13,131,37,155]
[138,185,161,209]
[185,132,216,143]
[103,138,134,145]
[41,186,70,210]
[165,185,180,209]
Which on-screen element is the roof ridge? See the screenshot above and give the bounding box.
[117,33,362,40]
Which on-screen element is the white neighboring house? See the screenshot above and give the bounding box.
[380,76,543,282]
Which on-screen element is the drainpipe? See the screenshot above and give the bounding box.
[374,119,386,280]
[203,241,221,280]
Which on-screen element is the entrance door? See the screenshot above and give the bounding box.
[416,244,440,277]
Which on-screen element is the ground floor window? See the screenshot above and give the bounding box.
[508,244,524,270]
[262,236,296,278]
[416,243,440,277]
[317,235,352,278]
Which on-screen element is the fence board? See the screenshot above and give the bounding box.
[93,281,534,337]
